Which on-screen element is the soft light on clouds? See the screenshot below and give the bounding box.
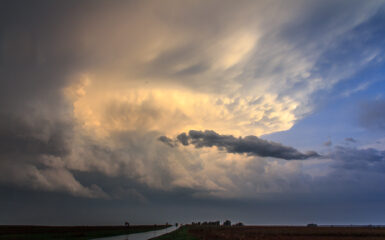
[66,76,299,137]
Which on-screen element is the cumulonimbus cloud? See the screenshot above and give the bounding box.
[160,130,320,160]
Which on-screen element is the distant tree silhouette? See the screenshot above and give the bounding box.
[223,220,231,226]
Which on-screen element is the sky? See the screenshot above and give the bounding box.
[1,0,385,226]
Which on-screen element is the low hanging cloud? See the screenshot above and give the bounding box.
[160,130,320,160]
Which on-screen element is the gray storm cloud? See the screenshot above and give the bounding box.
[160,130,321,160]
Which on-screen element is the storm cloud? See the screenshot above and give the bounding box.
[1,0,385,225]
[161,130,320,160]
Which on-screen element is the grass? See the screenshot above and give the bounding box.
[0,225,169,240]
[150,226,197,240]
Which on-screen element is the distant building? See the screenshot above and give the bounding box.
[307,223,317,227]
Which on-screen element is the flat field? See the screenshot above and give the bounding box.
[186,226,385,240]
[0,224,169,240]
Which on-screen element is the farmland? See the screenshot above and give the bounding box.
[153,225,385,240]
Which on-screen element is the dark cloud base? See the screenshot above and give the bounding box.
[3,182,385,226]
[160,130,320,160]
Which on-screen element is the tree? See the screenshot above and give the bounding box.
[223,220,231,226]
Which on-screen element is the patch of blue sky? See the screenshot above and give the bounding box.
[264,8,385,152]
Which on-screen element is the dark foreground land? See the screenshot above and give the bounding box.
[152,225,385,240]
[0,224,169,240]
